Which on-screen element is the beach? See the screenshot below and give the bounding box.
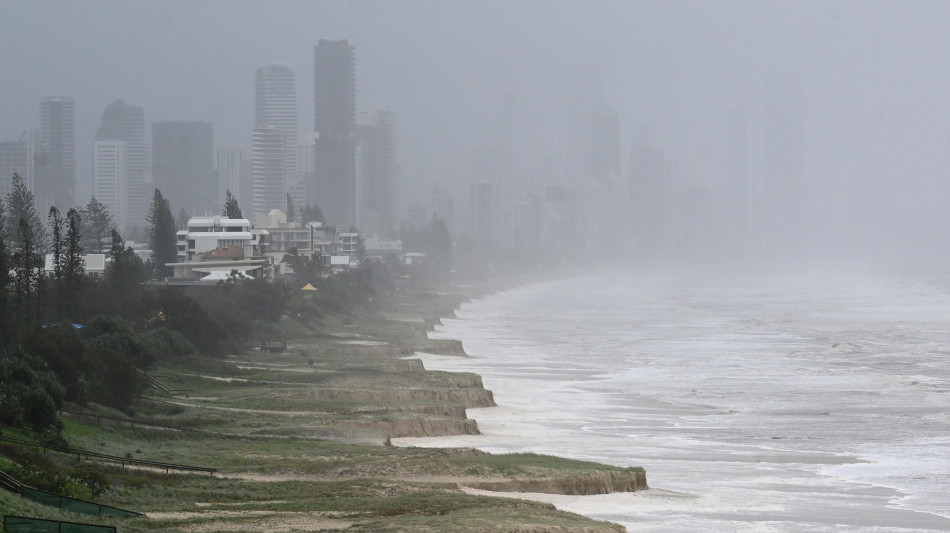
[395,272,950,531]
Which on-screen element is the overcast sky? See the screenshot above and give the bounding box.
[3,0,950,261]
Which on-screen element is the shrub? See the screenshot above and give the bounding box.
[0,349,64,435]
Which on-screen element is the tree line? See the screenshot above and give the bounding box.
[0,173,420,444]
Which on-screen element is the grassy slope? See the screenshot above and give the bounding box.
[0,288,639,532]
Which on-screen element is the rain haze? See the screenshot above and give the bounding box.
[4,1,950,270]
[4,3,950,531]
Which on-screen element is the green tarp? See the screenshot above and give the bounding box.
[20,488,141,518]
[3,515,117,533]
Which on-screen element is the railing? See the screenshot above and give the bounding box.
[246,339,287,353]
[20,487,143,518]
[0,436,216,475]
[61,410,198,435]
[0,470,23,492]
[3,515,118,533]
[139,371,188,396]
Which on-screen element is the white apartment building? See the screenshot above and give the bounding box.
[93,140,127,229]
[175,215,267,262]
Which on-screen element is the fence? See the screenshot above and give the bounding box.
[139,371,188,396]
[2,515,117,533]
[20,488,142,518]
[0,470,23,492]
[0,436,216,475]
[246,339,287,353]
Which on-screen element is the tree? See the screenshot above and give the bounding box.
[80,196,115,254]
[428,216,453,268]
[0,203,12,344]
[223,189,242,219]
[0,197,6,242]
[108,229,145,284]
[286,193,295,222]
[301,204,326,225]
[48,207,66,319]
[63,208,84,319]
[176,208,190,231]
[147,189,178,280]
[0,349,64,434]
[5,173,47,252]
[12,218,42,329]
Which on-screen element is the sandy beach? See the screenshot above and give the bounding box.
[395,274,950,531]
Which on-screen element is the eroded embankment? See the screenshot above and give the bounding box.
[464,470,647,495]
[307,387,495,409]
[338,418,480,438]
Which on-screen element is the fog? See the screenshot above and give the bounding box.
[3,1,950,270]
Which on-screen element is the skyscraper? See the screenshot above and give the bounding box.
[313,39,356,226]
[37,96,75,213]
[726,89,750,248]
[252,127,294,216]
[470,181,494,248]
[93,140,127,229]
[764,76,804,250]
[356,108,395,236]
[252,64,297,216]
[152,121,215,217]
[256,64,297,134]
[0,139,31,199]
[216,147,243,205]
[95,99,148,228]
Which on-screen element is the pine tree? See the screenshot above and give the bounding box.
[223,189,242,219]
[286,193,295,222]
[0,198,6,242]
[5,173,47,252]
[80,196,115,254]
[147,189,178,280]
[0,204,12,343]
[12,218,42,329]
[64,208,85,319]
[176,208,190,231]
[107,228,147,316]
[48,207,66,319]
[302,204,326,225]
[428,216,453,268]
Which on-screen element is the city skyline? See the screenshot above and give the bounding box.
[4,2,950,264]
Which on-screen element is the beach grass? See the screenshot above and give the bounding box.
[0,287,641,532]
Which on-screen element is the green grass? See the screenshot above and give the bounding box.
[0,285,638,532]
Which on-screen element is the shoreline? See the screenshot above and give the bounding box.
[397,276,950,532]
[1,271,645,533]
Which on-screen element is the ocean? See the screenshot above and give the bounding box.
[395,271,950,532]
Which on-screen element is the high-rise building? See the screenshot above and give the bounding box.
[36,96,75,213]
[0,140,31,199]
[726,90,750,248]
[152,121,215,217]
[93,140,127,229]
[252,127,293,216]
[470,181,494,248]
[256,64,297,134]
[252,64,297,216]
[313,39,356,226]
[95,99,148,229]
[628,142,671,257]
[356,108,395,236]
[543,186,577,250]
[216,147,243,206]
[764,77,804,249]
[587,101,625,255]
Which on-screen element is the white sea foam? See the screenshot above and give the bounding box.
[397,273,950,531]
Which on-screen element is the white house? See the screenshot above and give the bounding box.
[43,254,107,276]
[166,215,271,282]
[175,215,268,262]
